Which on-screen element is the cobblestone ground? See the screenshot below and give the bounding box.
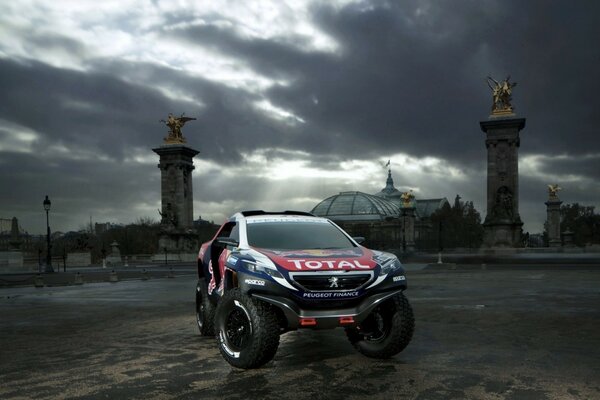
[0,268,599,400]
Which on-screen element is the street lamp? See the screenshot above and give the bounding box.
[402,208,407,253]
[437,219,444,264]
[43,195,54,273]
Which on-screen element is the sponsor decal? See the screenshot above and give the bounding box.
[302,291,360,298]
[244,278,266,286]
[393,275,406,282]
[227,255,239,265]
[263,248,376,271]
[288,259,371,270]
[207,260,216,295]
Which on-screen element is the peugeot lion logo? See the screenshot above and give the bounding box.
[328,276,339,288]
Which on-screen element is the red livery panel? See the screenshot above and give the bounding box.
[260,247,376,271]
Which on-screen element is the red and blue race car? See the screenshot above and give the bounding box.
[195,210,414,369]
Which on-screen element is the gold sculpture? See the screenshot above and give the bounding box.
[548,184,562,200]
[160,113,196,144]
[400,190,415,208]
[486,76,517,116]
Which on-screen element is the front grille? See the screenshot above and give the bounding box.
[290,272,372,292]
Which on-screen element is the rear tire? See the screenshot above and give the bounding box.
[346,293,414,358]
[196,278,216,336]
[215,289,280,369]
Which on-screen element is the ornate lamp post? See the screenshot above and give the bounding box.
[43,195,54,273]
[401,208,407,253]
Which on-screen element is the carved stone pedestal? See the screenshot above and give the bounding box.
[480,116,526,247]
[562,230,575,247]
[545,199,562,247]
[158,230,198,254]
[401,207,416,252]
[482,220,524,248]
[105,241,123,266]
[154,231,199,262]
[152,144,200,229]
[152,143,200,261]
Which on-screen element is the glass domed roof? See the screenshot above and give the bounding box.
[311,191,401,221]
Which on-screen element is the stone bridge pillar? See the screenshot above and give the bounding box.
[480,117,526,247]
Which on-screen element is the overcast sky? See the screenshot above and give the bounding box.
[1,0,599,235]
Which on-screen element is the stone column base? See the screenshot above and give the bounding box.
[548,239,562,248]
[158,230,199,254]
[483,221,523,248]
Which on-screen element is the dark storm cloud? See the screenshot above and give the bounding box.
[0,150,161,232]
[0,58,169,159]
[0,57,291,231]
[1,0,599,234]
[0,57,298,164]
[541,156,600,183]
[170,0,600,168]
[89,58,307,165]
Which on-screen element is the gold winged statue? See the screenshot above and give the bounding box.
[160,113,196,144]
[548,184,562,200]
[400,190,415,208]
[486,76,517,115]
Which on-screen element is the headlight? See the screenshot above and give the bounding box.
[373,252,402,275]
[241,260,283,279]
[380,258,401,275]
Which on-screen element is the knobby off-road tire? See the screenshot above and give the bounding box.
[215,288,280,369]
[196,278,216,336]
[346,293,414,358]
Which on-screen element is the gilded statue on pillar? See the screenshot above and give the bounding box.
[160,113,196,144]
[486,76,517,115]
[547,184,562,200]
[400,190,415,208]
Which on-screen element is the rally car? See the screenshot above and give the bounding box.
[195,210,414,369]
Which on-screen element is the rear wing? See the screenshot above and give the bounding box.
[240,210,315,217]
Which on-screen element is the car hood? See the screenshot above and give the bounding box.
[254,247,377,271]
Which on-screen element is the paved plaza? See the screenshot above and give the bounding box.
[1,266,599,399]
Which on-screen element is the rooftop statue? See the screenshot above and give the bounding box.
[486,76,517,115]
[160,113,196,144]
[548,184,562,200]
[400,190,415,208]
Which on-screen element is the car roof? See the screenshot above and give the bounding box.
[231,210,327,223]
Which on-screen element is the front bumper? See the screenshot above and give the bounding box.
[251,289,403,330]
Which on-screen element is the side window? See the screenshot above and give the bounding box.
[217,222,235,238]
[230,224,239,242]
[215,222,238,249]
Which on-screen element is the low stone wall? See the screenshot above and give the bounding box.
[152,253,197,263]
[0,251,24,271]
[66,252,91,267]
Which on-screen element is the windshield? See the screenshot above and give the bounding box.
[246,220,356,250]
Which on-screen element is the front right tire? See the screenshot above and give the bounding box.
[214,289,280,369]
[346,293,414,358]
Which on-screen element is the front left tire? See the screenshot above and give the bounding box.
[214,289,280,369]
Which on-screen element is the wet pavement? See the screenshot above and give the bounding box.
[1,267,599,399]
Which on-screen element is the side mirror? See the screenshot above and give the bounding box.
[216,237,239,247]
[353,236,366,244]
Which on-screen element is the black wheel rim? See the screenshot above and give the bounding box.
[224,306,252,351]
[360,307,390,342]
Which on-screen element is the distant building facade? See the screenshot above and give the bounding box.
[310,170,449,251]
